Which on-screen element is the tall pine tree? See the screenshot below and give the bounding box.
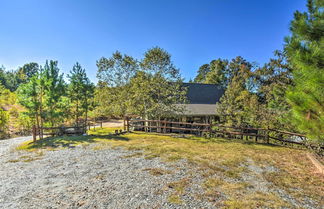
[284,0,324,141]
[68,62,94,126]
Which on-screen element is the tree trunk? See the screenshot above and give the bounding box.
[76,100,79,127]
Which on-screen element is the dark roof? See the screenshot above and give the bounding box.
[183,83,225,104]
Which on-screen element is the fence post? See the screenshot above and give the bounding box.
[123,118,126,131]
[209,123,212,138]
[32,125,36,142]
[100,121,103,128]
[126,117,130,132]
[266,127,270,144]
[163,121,167,133]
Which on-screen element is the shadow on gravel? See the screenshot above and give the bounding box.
[23,134,130,149]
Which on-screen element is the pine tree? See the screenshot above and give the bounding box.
[205,59,228,87]
[17,72,43,138]
[217,57,257,127]
[68,62,94,126]
[284,0,324,141]
[255,51,294,130]
[194,64,210,83]
[42,61,67,126]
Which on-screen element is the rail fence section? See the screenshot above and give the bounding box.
[127,119,323,153]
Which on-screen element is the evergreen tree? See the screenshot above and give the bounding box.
[194,59,229,87]
[194,64,210,83]
[17,72,43,138]
[68,62,94,126]
[255,51,294,130]
[217,57,257,127]
[43,60,67,126]
[284,0,324,141]
[205,59,229,87]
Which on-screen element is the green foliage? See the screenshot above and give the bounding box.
[284,0,324,141]
[254,51,294,130]
[194,59,229,87]
[17,74,42,120]
[68,62,94,125]
[205,59,229,86]
[96,51,137,117]
[95,47,187,119]
[17,113,33,135]
[0,84,15,138]
[17,62,39,83]
[217,57,258,127]
[42,60,67,126]
[194,64,210,83]
[18,60,68,135]
[0,63,39,91]
[97,51,137,87]
[134,47,186,119]
[0,108,9,136]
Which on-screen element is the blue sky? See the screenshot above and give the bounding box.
[0,0,306,82]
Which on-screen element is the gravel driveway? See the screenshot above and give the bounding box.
[0,141,213,209]
[0,136,32,157]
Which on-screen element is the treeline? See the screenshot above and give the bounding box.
[95,47,187,120]
[0,47,186,139]
[0,0,322,142]
[192,52,292,130]
[192,0,323,141]
[0,61,94,138]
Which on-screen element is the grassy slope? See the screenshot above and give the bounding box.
[17,127,324,208]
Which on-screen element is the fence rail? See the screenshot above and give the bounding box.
[127,119,323,153]
[32,125,87,141]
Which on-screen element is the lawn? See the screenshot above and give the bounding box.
[17,127,324,208]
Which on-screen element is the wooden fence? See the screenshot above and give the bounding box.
[32,125,87,142]
[127,119,323,152]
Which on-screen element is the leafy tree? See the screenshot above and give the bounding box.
[0,63,38,92]
[0,84,11,137]
[95,47,186,123]
[96,51,138,117]
[0,108,9,138]
[97,51,137,87]
[17,62,39,83]
[135,47,186,120]
[68,62,94,126]
[284,0,324,141]
[0,68,21,91]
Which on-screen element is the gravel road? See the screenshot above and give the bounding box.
[0,136,32,157]
[0,137,321,209]
[0,141,213,209]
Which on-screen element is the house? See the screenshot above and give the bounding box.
[173,83,225,124]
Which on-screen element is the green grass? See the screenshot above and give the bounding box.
[16,128,324,207]
[88,127,124,135]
